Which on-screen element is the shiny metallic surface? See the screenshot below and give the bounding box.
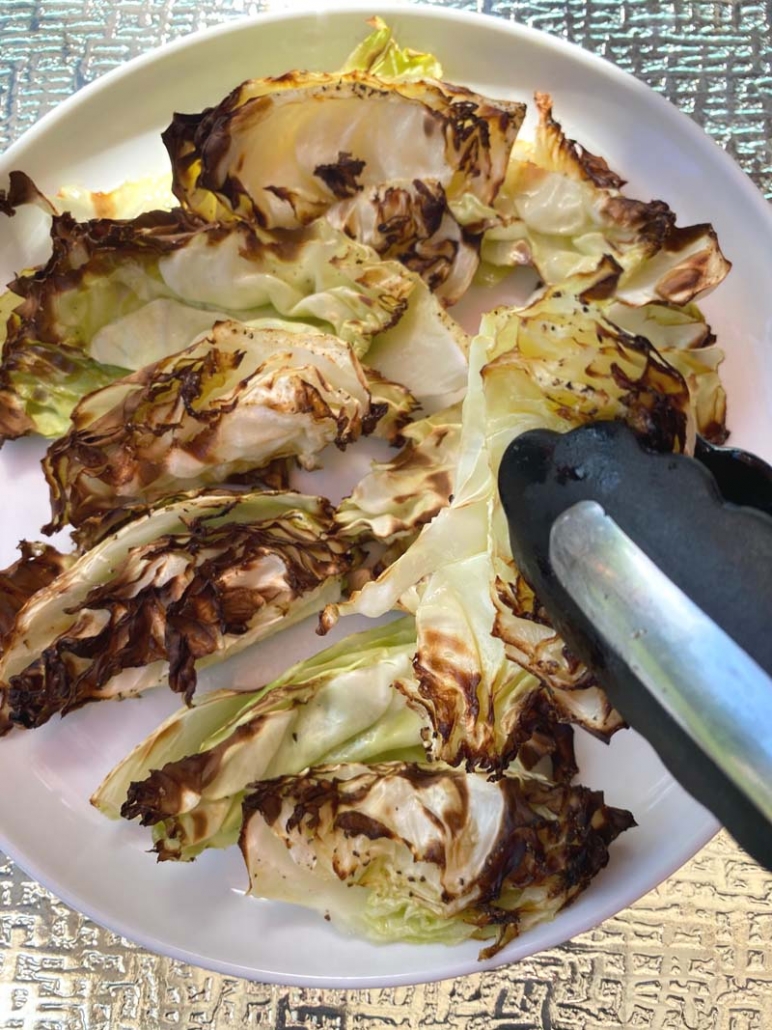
[1,1,771,1024]
[551,499,772,821]
[2,1,770,198]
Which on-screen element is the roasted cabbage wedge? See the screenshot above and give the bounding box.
[44,323,373,537]
[322,263,725,765]
[239,761,634,957]
[481,94,731,305]
[0,208,468,439]
[0,491,353,734]
[163,68,525,302]
[96,618,427,859]
[320,370,573,768]
[99,614,581,859]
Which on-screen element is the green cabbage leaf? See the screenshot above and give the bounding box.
[339,16,444,82]
[0,210,468,440]
[95,618,426,859]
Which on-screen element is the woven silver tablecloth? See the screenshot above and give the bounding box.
[1,2,771,1027]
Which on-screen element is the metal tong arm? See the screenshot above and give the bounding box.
[551,500,772,824]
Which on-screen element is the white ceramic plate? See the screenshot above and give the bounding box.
[1,4,771,988]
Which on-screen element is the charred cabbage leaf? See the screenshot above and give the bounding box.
[406,541,581,774]
[323,264,723,762]
[239,761,634,956]
[361,367,419,443]
[0,209,467,439]
[477,265,727,460]
[165,71,523,230]
[0,542,74,648]
[477,263,699,463]
[325,178,480,305]
[482,94,731,305]
[321,351,570,770]
[605,300,727,443]
[164,70,524,302]
[97,618,426,859]
[491,569,625,739]
[44,323,372,536]
[334,404,461,544]
[0,491,352,734]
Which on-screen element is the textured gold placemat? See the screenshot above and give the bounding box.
[1,3,770,1026]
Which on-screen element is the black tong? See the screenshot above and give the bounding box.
[498,421,772,870]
